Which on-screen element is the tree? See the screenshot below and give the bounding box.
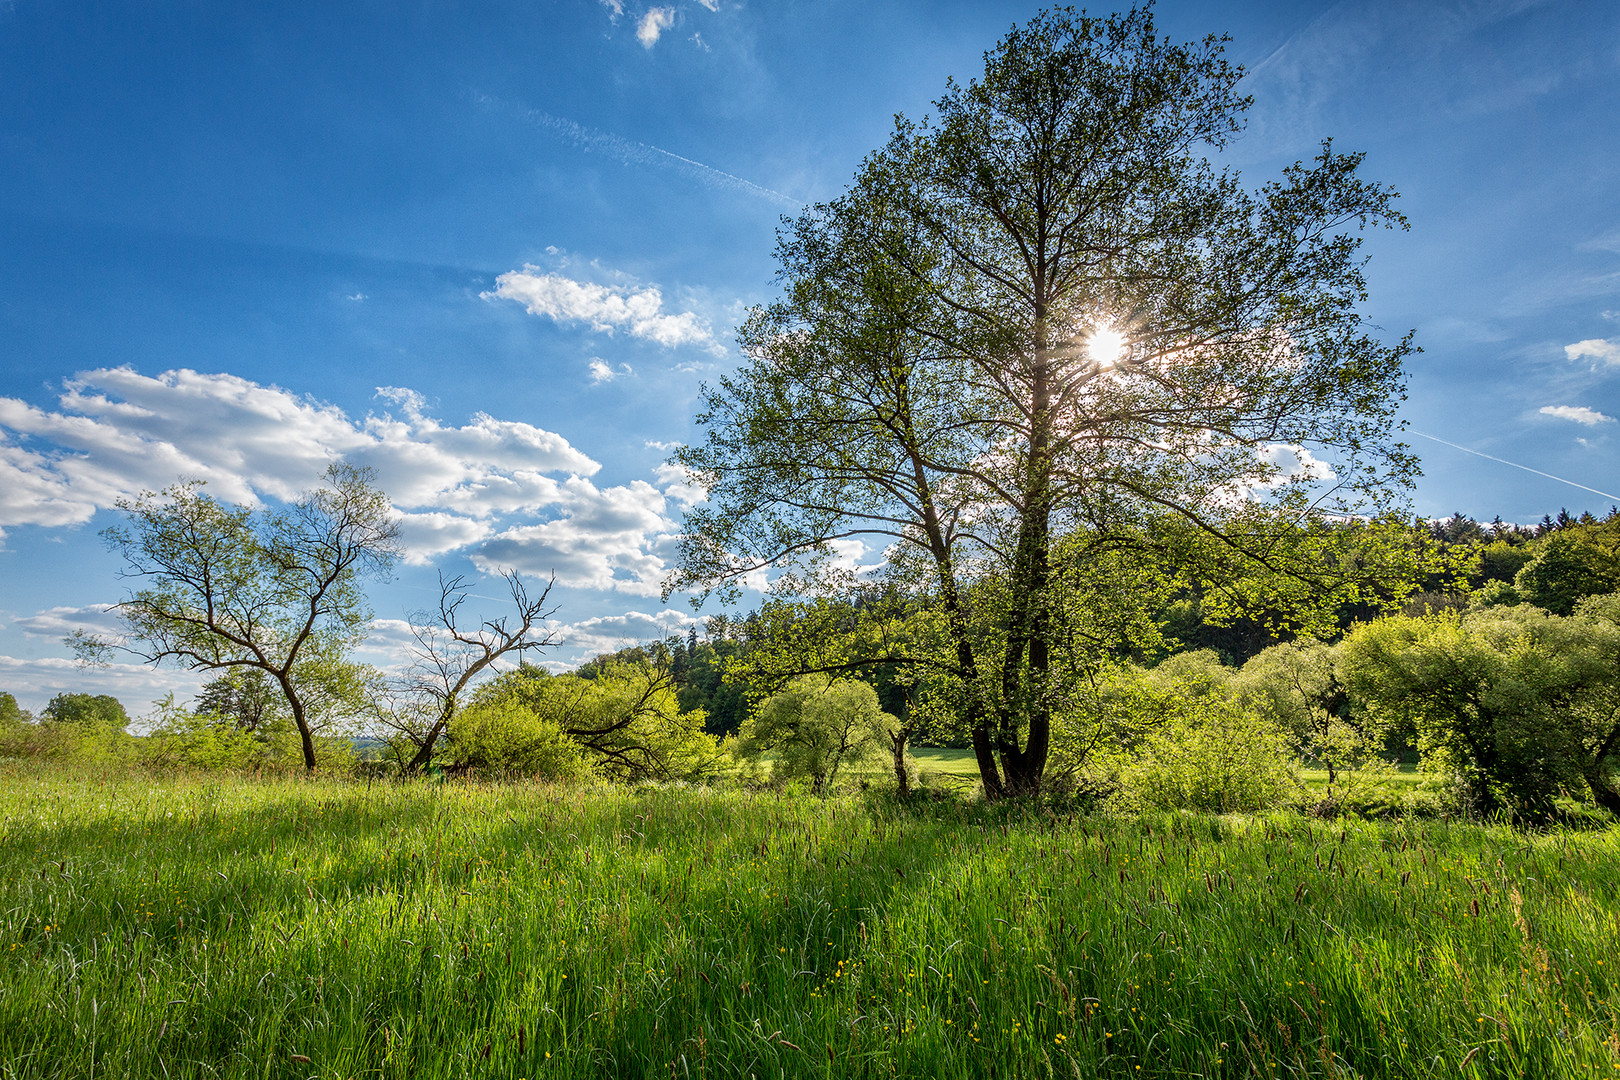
[1514,529,1620,615]
[733,674,896,795]
[81,463,400,772]
[194,669,281,732]
[0,692,28,730]
[381,570,560,772]
[1234,639,1391,807]
[42,692,130,731]
[1340,607,1620,819]
[672,7,1416,797]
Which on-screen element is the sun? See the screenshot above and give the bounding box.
[1088,326,1126,368]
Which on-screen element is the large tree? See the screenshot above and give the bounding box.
[671,7,1418,797]
[81,463,400,772]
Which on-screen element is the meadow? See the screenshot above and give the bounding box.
[1,766,1617,1079]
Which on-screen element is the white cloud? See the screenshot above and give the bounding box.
[588,359,633,383]
[0,368,693,593]
[12,605,122,640]
[694,0,721,11]
[555,609,698,656]
[1539,405,1614,425]
[1565,338,1620,365]
[598,0,624,17]
[644,439,681,451]
[637,6,676,47]
[471,478,676,596]
[0,653,204,716]
[483,267,717,351]
[652,461,706,509]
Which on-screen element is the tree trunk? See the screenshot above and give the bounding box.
[905,434,1005,800]
[891,728,910,797]
[288,696,318,773]
[1586,766,1620,816]
[406,710,452,774]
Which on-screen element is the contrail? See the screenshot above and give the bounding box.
[473,91,803,209]
[1409,429,1620,503]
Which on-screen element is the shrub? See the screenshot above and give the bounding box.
[446,698,590,781]
[1116,688,1298,814]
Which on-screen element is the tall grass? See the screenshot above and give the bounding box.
[0,765,1615,1078]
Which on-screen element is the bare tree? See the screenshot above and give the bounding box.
[386,570,560,772]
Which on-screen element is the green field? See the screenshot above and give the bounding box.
[2,767,1617,1079]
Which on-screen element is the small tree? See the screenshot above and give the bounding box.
[42,693,130,731]
[1235,639,1389,806]
[733,674,895,795]
[194,669,281,732]
[80,463,400,772]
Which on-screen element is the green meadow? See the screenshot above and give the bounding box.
[2,767,1617,1079]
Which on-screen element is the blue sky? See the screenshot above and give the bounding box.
[2,0,1617,712]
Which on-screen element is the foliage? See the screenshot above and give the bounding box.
[1339,606,1620,819]
[1113,675,1298,814]
[1234,639,1392,806]
[42,692,130,731]
[732,673,897,794]
[673,7,1420,798]
[445,696,590,782]
[1513,528,1620,614]
[83,462,399,771]
[143,695,355,773]
[193,669,281,732]
[464,662,722,783]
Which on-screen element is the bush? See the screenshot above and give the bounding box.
[142,696,356,773]
[1339,607,1620,820]
[463,663,722,783]
[446,698,590,782]
[1116,690,1298,814]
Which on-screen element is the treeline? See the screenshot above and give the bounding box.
[558,509,1620,820]
[8,509,1618,821]
[591,508,1620,727]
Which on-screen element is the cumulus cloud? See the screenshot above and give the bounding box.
[588,359,633,383]
[555,609,698,656]
[471,478,677,596]
[598,0,624,17]
[637,6,676,47]
[1565,338,1620,365]
[0,653,204,716]
[0,368,707,595]
[1540,405,1615,425]
[651,462,706,509]
[12,605,123,640]
[482,267,717,351]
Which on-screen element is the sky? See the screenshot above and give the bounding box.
[1,0,1618,714]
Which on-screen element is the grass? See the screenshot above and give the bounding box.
[1,765,1617,1078]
